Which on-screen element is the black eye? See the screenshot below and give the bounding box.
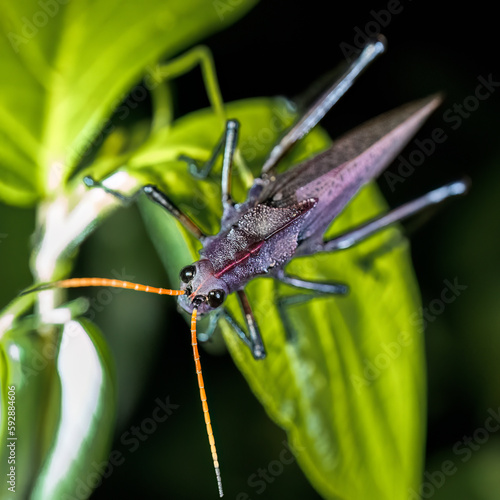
[180,265,196,283]
[207,289,225,308]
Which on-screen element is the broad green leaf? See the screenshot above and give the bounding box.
[133,98,426,498]
[0,0,258,206]
[30,319,116,500]
[227,186,425,499]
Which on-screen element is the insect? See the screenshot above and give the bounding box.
[24,36,468,496]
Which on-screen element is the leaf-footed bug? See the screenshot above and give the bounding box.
[23,36,469,496]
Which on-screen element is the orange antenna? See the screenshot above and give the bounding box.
[191,307,223,497]
[22,279,224,495]
[21,277,185,296]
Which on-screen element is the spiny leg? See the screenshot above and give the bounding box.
[83,175,133,203]
[180,119,239,209]
[260,36,387,175]
[83,176,206,240]
[322,179,469,252]
[218,271,350,348]
[221,289,266,360]
[222,309,252,352]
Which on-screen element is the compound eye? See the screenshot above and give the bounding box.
[180,265,196,283]
[207,289,225,308]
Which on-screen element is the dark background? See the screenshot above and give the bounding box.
[1,1,499,499]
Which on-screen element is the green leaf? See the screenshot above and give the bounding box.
[29,319,116,500]
[134,98,426,498]
[0,327,59,499]
[0,317,116,499]
[0,0,258,206]
[225,186,425,499]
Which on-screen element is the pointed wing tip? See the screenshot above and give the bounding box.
[403,92,444,127]
[431,91,445,106]
[421,92,445,113]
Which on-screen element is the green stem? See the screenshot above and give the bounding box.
[1,171,139,337]
[0,293,36,339]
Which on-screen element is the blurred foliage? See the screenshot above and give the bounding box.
[0,0,257,205]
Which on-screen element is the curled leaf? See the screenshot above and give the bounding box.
[134,98,426,498]
[31,319,116,500]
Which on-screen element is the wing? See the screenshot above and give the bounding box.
[258,94,442,244]
[202,199,316,285]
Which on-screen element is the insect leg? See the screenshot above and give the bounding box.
[276,270,348,295]
[148,46,239,196]
[220,119,239,211]
[322,179,469,252]
[142,185,207,240]
[260,36,387,175]
[274,270,347,342]
[221,290,266,360]
[83,175,138,203]
[221,309,252,350]
[237,289,266,359]
[179,128,225,179]
[147,46,239,214]
[83,176,206,240]
[181,118,239,188]
[180,119,239,220]
[196,309,223,343]
[276,293,330,343]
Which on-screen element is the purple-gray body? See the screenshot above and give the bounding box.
[178,95,442,315]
